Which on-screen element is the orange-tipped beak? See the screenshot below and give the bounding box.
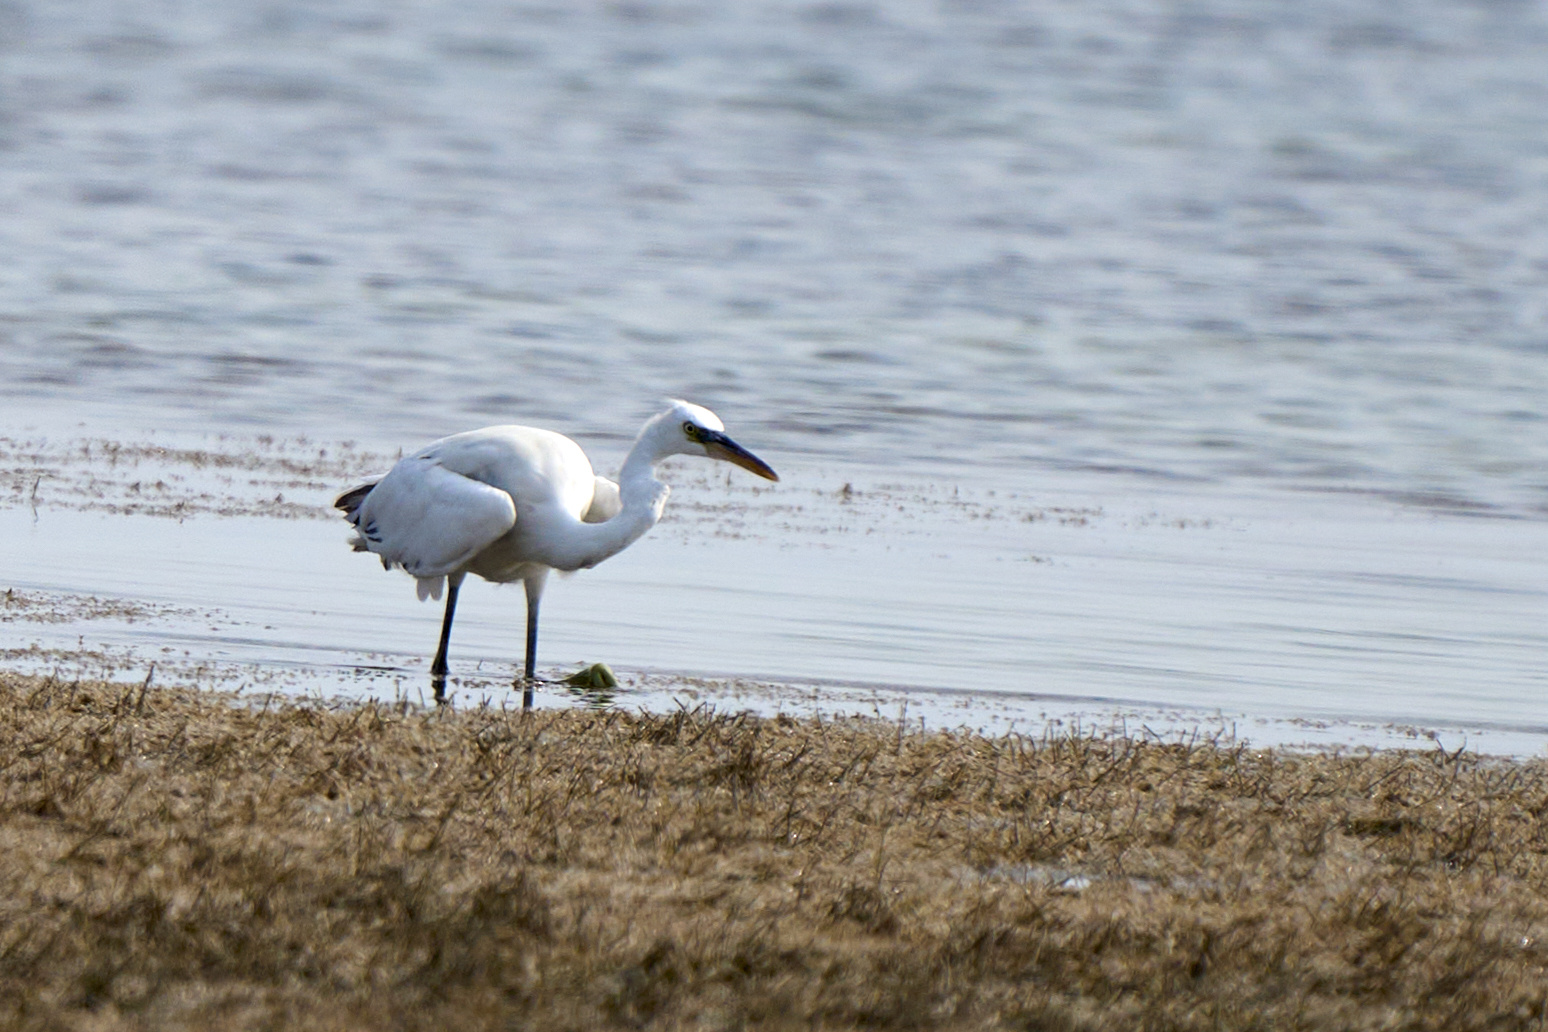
[704,431,779,481]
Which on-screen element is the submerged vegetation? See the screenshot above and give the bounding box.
[1,672,1546,1030]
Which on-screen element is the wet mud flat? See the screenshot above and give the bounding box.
[2,672,1546,1031]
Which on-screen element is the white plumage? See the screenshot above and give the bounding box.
[352,456,517,597]
[336,400,778,703]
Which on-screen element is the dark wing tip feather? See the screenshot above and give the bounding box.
[334,482,376,517]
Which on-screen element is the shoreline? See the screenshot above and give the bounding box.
[2,671,1545,1029]
[0,635,1535,761]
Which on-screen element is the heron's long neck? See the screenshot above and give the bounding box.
[552,438,670,571]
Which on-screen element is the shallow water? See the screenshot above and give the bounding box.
[4,0,1548,510]
[1,0,1547,750]
[2,449,1544,753]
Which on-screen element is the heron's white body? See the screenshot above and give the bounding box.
[352,423,652,600]
[337,400,776,694]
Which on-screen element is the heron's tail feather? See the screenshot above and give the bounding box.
[416,576,444,602]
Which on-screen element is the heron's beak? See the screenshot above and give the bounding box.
[703,431,779,481]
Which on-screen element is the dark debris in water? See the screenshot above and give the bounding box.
[0,587,202,625]
[0,434,393,520]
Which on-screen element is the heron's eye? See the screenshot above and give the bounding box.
[682,422,700,441]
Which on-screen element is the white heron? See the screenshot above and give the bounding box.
[335,400,778,704]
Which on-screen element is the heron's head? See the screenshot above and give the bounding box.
[656,399,779,481]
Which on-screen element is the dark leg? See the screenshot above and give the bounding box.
[522,596,539,709]
[521,570,548,710]
[430,573,465,704]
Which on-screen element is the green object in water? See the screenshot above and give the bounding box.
[563,663,618,690]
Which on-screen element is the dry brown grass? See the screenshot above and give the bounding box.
[2,672,1547,1031]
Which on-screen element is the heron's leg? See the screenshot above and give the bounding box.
[521,570,549,709]
[430,572,466,704]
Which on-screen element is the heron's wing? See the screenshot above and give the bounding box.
[582,475,621,523]
[348,457,516,579]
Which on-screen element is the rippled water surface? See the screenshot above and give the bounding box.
[1,0,1546,748]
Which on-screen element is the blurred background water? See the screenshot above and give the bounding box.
[2,0,1546,510]
[1,0,1546,746]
